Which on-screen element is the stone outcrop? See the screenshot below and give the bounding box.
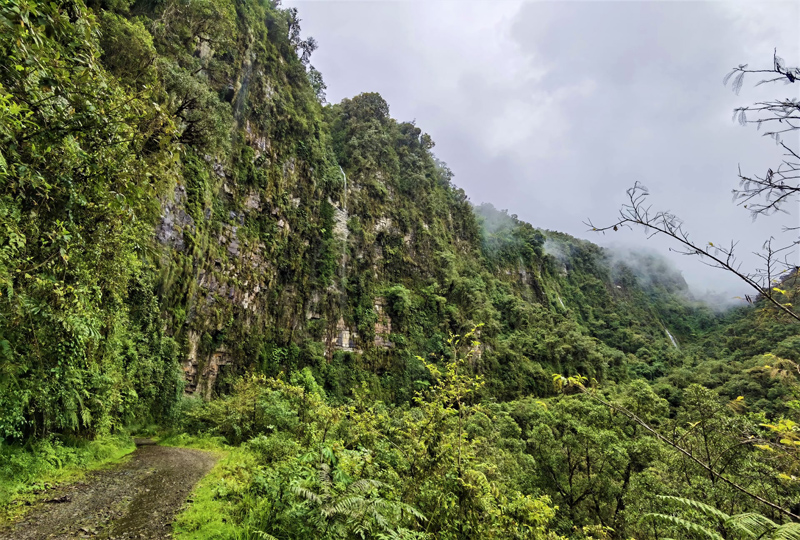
[328,318,361,354]
[156,185,195,251]
[182,331,233,399]
[373,298,393,348]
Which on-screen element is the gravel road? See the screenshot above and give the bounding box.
[0,441,218,539]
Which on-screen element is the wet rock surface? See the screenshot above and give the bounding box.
[0,442,217,540]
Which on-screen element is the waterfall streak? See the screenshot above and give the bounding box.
[665,328,678,349]
[339,166,348,278]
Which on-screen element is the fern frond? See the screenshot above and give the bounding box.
[348,478,383,493]
[318,463,332,486]
[292,486,322,504]
[726,512,777,538]
[326,496,366,518]
[643,513,725,540]
[655,495,731,522]
[771,523,800,540]
[373,510,389,529]
[377,528,432,540]
[396,502,426,521]
[250,530,279,540]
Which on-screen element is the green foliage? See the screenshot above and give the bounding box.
[0,0,180,440]
[645,495,800,540]
[97,11,158,87]
[175,333,563,539]
[476,204,545,266]
[1,0,718,445]
[4,2,799,539]
[512,382,663,536]
[0,434,134,515]
[174,362,800,539]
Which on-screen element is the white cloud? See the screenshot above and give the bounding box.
[286,0,799,297]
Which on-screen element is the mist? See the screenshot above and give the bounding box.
[286,0,798,310]
[603,244,748,311]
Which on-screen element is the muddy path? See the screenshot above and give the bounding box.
[0,441,218,539]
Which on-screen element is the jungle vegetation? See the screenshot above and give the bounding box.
[0,1,798,538]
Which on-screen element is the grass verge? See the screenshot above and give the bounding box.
[0,434,135,524]
[164,433,254,540]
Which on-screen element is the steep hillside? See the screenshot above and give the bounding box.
[5,2,800,539]
[0,0,716,439]
[653,271,800,413]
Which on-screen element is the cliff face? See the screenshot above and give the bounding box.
[0,0,715,440]
[130,0,711,402]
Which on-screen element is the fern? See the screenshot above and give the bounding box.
[250,531,279,540]
[728,514,800,540]
[728,512,778,538]
[643,513,726,540]
[646,496,800,540]
[771,523,800,540]
[654,495,731,522]
[292,461,426,537]
[292,485,322,505]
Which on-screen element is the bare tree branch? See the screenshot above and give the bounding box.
[726,50,800,227]
[585,183,799,323]
[589,51,800,322]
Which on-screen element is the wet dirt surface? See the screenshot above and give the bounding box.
[0,441,218,539]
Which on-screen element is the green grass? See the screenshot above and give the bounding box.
[168,434,255,540]
[158,431,229,451]
[0,434,135,524]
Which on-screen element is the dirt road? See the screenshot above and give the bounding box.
[0,441,218,539]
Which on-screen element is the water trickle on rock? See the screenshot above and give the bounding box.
[340,166,347,214]
[665,328,678,349]
[339,166,348,278]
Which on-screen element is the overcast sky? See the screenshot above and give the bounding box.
[285,0,800,300]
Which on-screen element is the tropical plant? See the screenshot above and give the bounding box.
[645,495,800,540]
[291,462,425,538]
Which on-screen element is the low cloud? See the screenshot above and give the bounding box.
[286,0,797,308]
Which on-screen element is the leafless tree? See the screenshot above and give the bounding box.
[728,51,800,225]
[588,51,799,322]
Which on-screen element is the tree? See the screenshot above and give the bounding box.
[308,65,327,104]
[0,0,180,439]
[587,51,800,323]
[515,387,662,535]
[342,329,562,539]
[553,375,800,525]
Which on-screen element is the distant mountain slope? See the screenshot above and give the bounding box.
[653,270,800,413]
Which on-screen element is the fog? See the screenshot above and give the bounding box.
[286,0,800,301]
